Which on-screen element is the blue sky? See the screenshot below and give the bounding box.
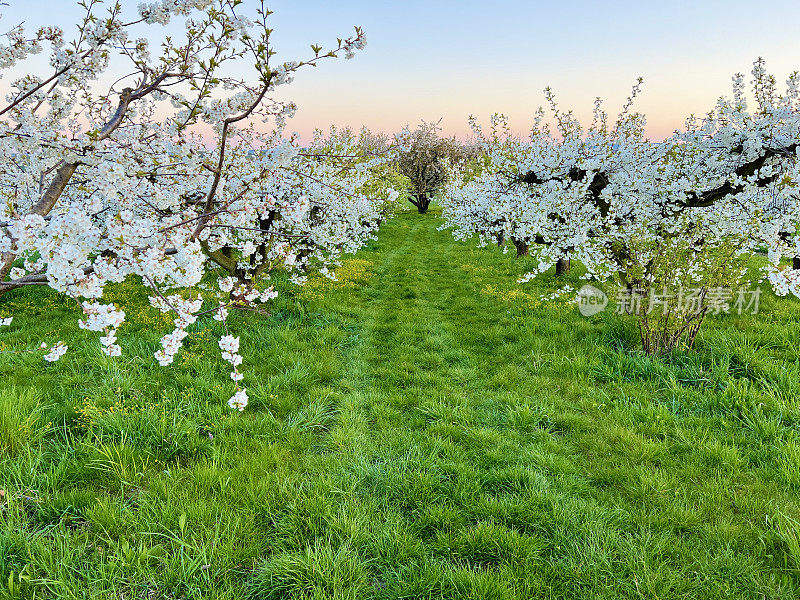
[4,1,800,139]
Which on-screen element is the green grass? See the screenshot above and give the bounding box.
[2,210,800,598]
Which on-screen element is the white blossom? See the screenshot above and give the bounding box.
[43,341,68,362]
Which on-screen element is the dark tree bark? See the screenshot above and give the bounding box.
[490,220,505,246]
[794,256,800,270]
[512,238,529,257]
[555,258,571,275]
[409,193,430,214]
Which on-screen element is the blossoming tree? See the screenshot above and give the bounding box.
[0,0,395,409]
[395,120,475,214]
[441,60,800,353]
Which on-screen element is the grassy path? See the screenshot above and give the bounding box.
[2,211,800,599]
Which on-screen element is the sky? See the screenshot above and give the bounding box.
[3,0,800,141]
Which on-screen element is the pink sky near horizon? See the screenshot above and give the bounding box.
[258,1,800,142]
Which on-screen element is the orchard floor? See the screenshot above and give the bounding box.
[3,210,800,599]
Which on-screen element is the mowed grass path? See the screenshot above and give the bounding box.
[2,211,800,599]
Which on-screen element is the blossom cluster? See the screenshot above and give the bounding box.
[78,302,126,356]
[218,334,247,410]
[43,341,68,362]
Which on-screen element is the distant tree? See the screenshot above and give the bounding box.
[396,121,468,214]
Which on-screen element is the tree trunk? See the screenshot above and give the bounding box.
[512,238,529,257]
[410,193,430,214]
[555,258,571,275]
[495,231,505,247]
[417,193,430,214]
[794,257,800,270]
